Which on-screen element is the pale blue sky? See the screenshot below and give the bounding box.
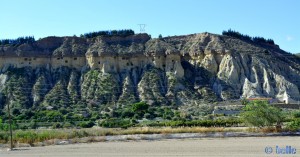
[0,0,299,53]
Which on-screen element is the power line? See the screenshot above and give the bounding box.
[137,24,146,33]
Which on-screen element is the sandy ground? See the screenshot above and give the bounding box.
[1,136,300,157]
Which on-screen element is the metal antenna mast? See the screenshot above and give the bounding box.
[138,24,146,33]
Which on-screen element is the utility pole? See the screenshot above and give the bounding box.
[7,99,13,150]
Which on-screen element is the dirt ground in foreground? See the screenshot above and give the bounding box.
[1,136,300,157]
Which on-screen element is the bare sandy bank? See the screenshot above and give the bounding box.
[1,136,300,157]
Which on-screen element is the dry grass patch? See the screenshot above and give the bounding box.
[0,127,247,145]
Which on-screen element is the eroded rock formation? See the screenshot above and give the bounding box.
[1,32,300,110]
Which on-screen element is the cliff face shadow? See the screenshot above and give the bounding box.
[181,59,239,100]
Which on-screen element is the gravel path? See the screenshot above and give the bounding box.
[1,136,300,157]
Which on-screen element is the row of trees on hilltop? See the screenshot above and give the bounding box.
[81,29,135,38]
[0,29,135,45]
[0,36,35,45]
[222,29,275,45]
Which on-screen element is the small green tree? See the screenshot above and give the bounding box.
[78,121,94,128]
[286,110,300,131]
[0,118,3,130]
[131,102,149,112]
[29,120,38,129]
[131,102,149,119]
[52,122,62,129]
[240,100,283,128]
[287,119,300,131]
[240,97,248,105]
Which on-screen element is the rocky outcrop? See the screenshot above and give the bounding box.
[1,32,300,110]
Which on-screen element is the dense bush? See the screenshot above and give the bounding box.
[287,118,300,131]
[98,118,134,128]
[0,118,2,130]
[145,119,242,127]
[29,120,38,129]
[78,121,95,128]
[120,109,135,118]
[81,29,134,38]
[52,122,62,129]
[286,110,300,131]
[34,111,64,122]
[240,100,283,127]
[112,102,152,119]
[292,111,300,118]
[131,102,149,112]
[0,118,19,131]
[222,29,275,45]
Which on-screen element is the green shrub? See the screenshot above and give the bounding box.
[52,122,62,129]
[145,119,241,127]
[287,118,300,131]
[34,111,64,122]
[0,121,19,131]
[163,108,174,120]
[63,122,73,128]
[121,109,134,118]
[240,100,283,127]
[98,119,133,128]
[144,113,153,119]
[0,132,9,142]
[29,120,38,129]
[78,121,94,128]
[0,118,2,130]
[293,111,300,118]
[132,102,149,112]
[15,131,37,145]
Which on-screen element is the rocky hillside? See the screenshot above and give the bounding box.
[1,32,300,113]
